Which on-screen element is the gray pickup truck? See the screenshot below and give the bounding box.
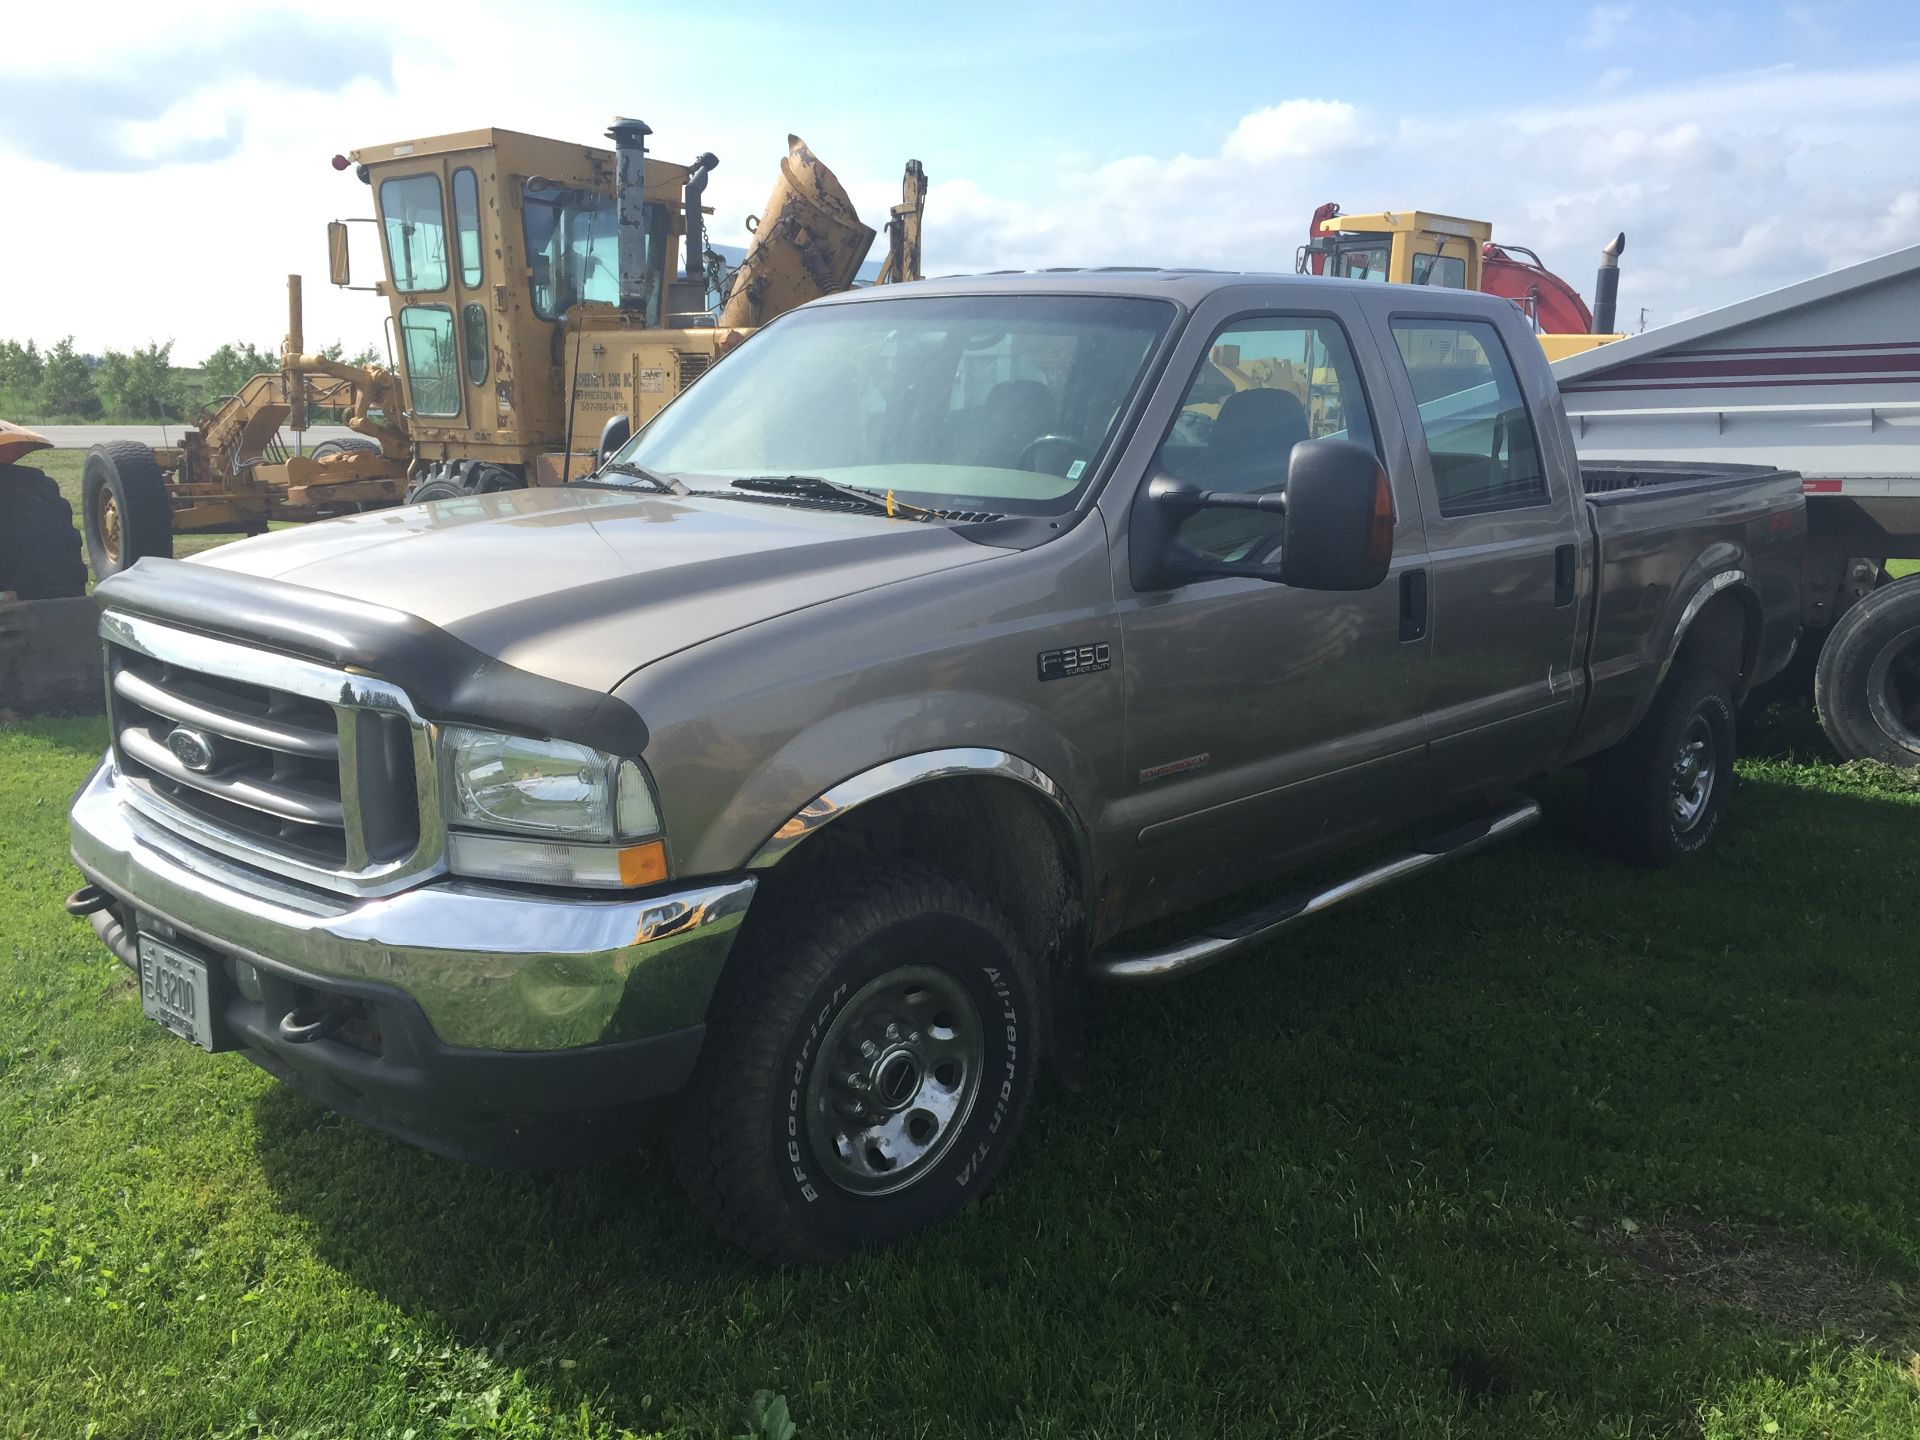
[68,272,1804,1263]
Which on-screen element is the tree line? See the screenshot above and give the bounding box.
[0,337,384,424]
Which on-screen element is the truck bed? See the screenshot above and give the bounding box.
[1573,462,1805,757]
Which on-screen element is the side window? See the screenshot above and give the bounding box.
[461,303,488,386]
[1332,244,1391,282]
[1390,318,1546,517]
[1154,315,1379,561]
[1411,252,1467,289]
[398,305,460,417]
[378,174,448,294]
[452,167,483,288]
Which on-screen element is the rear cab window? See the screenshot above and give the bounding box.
[1389,317,1546,516]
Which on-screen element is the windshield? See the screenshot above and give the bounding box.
[523,182,620,319]
[610,294,1174,516]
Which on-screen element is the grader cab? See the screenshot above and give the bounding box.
[83,122,926,576]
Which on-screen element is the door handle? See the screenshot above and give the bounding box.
[1554,544,1577,608]
[1399,569,1428,643]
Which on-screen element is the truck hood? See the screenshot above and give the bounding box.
[197,485,1002,692]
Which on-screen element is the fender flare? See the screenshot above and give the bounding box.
[745,746,1086,871]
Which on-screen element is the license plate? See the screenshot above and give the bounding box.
[138,935,215,1051]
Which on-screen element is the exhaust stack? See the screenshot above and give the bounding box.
[683,152,718,280]
[606,116,654,314]
[1592,231,1626,334]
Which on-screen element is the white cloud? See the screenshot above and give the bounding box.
[918,61,1920,330]
[1222,100,1370,163]
[1575,4,1636,50]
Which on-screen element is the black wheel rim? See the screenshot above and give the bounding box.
[1867,623,1920,752]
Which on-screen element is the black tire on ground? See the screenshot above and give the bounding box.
[675,862,1043,1265]
[81,440,172,579]
[1814,576,1920,766]
[405,476,468,504]
[470,463,525,493]
[1586,663,1737,867]
[0,464,87,599]
[309,437,380,462]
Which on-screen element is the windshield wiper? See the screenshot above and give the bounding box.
[731,474,935,520]
[595,460,685,494]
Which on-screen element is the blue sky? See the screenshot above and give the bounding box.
[3,0,1917,358]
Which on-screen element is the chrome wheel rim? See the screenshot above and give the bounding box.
[1866,623,1920,753]
[803,964,984,1197]
[1671,714,1716,831]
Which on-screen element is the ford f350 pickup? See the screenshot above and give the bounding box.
[68,272,1805,1263]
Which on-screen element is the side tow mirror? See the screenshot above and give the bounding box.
[1277,438,1395,592]
[1129,437,1394,592]
[596,413,631,469]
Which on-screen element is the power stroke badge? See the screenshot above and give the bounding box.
[1036,642,1111,682]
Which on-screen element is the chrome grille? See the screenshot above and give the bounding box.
[100,612,442,896]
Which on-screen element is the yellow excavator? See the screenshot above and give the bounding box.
[83,123,926,577]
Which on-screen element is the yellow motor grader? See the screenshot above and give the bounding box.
[85,122,926,577]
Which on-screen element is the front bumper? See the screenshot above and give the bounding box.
[69,765,755,1162]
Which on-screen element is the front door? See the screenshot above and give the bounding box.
[1110,294,1432,927]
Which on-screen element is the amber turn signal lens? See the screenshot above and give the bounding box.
[1364,469,1395,569]
[616,839,669,887]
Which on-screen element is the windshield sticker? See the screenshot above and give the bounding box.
[1066,460,1086,480]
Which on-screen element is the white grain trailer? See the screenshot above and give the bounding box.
[1555,243,1920,764]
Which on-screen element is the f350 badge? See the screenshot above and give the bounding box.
[1036,641,1111,682]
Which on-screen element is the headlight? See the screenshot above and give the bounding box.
[439,727,666,889]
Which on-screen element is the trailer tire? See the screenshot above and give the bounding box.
[0,464,87,599]
[82,441,172,579]
[674,861,1041,1264]
[1586,663,1736,867]
[1814,577,1920,766]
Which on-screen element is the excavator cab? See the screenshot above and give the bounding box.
[1298,207,1489,290]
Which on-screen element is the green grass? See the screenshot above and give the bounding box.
[6,717,1920,1438]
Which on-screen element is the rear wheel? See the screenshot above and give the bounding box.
[1814,577,1920,766]
[675,863,1042,1264]
[0,464,87,599]
[1586,663,1736,866]
[82,441,172,579]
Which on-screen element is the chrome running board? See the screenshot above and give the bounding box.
[1090,796,1542,986]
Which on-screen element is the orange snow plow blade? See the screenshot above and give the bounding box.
[0,421,54,468]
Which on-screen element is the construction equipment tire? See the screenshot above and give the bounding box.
[309,437,380,461]
[82,441,172,580]
[0,464,87,599]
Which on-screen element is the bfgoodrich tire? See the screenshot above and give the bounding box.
[1587,663,1737,866]
[675,863,1042,1264]
[1814,577,1920,766]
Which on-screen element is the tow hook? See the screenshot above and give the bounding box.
[64,885,111,917]
[279,1000,353,1045]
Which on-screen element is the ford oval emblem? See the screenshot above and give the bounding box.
[165,726,217,773]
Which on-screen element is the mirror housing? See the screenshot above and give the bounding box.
[1129,438,1394,592]
[327,221,351,288]
[596,412,631,468]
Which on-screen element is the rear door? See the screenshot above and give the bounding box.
[1364,300,1586,790]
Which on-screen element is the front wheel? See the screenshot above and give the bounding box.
[675,863,1042,1264]
[1586,663,1736,866]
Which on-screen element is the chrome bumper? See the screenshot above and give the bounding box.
[69,764,755,1052]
